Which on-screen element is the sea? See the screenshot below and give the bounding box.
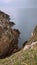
[11,8,37,48]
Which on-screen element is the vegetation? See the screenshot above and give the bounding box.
[0,43,37,65]
[0,11,10,20]
[0,11,37,65]
[33,25,37,34]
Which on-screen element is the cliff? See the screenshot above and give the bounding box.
[0,26,37,65]
[23,25,37,47]
[0,11,20,58]
[0,11,37,65]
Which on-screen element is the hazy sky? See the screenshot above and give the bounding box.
[0,0,37,20]
[0,0,37,13]
[0,0,37,24]
[0,0,37,8]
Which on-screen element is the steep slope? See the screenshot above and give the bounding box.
[0,25,37,65]
[0,42,37,65]
[0,11,20,58]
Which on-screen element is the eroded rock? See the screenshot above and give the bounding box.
[0,11,20,58]
[23,25,37,50]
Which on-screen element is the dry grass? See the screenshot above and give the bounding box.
[0,43,37,65]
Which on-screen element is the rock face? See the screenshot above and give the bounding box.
[29,25,37,42]
[23,25,37,48]
[0,11,20,58]
[23,41,37,50]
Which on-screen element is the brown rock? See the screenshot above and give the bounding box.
[0,11,20,58]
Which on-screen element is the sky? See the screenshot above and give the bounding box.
[0,0,37,22]
[0,0,37,14]
[0,0,37,26]
[0,0,37,8]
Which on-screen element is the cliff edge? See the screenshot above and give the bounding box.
[0,11,20,58]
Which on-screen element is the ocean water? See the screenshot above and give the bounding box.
[11,8,37,47]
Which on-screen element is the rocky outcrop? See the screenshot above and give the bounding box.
[23,41,28,47]
[0,11,20,58]
[29,25,37,42]
[23,25,37,50]
[23,41,37,50]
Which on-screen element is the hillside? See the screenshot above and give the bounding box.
[0,42,37,65]
[29,25,37,42]
[0,25,37,65]
[0,11,37,65]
